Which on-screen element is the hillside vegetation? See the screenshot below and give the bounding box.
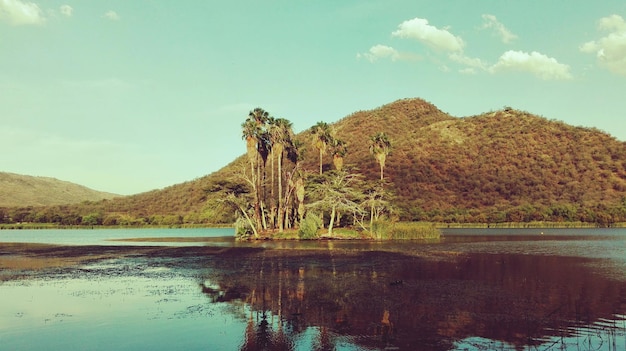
[0,172,119,207]
[3,98,626,226]
[331,100,626,223]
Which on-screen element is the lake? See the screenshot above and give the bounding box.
[1,228,625,350]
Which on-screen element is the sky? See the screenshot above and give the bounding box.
[1,0,626,195]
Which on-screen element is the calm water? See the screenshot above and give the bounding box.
[1,228,626,350]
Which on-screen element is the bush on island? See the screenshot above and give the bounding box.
[299,213,322,240]
[234,217,254,239]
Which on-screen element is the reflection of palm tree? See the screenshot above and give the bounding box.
[239,309,294,351]
[313,326,333,351]
[380,309,394,346]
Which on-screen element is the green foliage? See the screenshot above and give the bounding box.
[234,217,254,239]
[370,219,391,239]
[81,213,103,226]
[298,213,322,239]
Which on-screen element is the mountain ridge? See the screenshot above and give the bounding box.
[0,172,120,207]
[3,97,626,225]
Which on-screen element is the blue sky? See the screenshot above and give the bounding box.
[2,1,626,195]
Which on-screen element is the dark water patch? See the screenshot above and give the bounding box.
[197,250,626,350]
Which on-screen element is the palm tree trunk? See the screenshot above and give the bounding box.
[260,201,268,230]
[269,150,276,229]
[370,203,377,238]
[277,151,284,232]
[328,205,336,237]
[255,154,265,231]
[319,149,323,175]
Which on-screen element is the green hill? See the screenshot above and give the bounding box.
[4,98,626,225]
[0,172,120,207]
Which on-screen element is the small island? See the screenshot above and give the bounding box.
[230,107,439,241]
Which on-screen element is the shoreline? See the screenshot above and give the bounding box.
[2,221,625,231]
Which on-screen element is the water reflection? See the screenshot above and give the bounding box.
[2,231,626,350]
[199,250,626,350]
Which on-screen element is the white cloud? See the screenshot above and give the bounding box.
[491,50,572,80]
[103,10,120,21]
[391,17,464,52]
[357,44,400,62]
[357,44,422,63]
[359,15,567,81]
[481,14,517,43]
[59,4,72,17]
[580,14,626,76]
[598,14,626,32]
[0,0,45,25]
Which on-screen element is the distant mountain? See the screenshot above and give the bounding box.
[10,98,626,225]
[0,172,120,207]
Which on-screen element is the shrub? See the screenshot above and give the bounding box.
[299,213,322,240]
[372,220,441,240]
[391,222,440,239]
[370,219,391,239]
[234,217,254,239]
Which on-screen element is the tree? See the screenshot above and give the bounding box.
[241,119,262,232]
[310,121,333,175]
[269,118,295,232]
[81,212,103,226]
[283,139,305,229]
[248,107,269,126]
[241,107,272,233]
[369,132,392,181]
[330,138,347,171]
[223,192,259,238]
[362,184,391,235]
[307,171,365,237]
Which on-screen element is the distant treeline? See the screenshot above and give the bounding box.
[2,201,625,228]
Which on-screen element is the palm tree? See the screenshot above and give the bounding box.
[242,120,260,169]
[285,139,305,227]
[248,107,269,126]
[269,118,294,232]
[369,132,392,181]
[241,119,262,231]
[310,121,333,175]
[330,138,347,171]
[242,107,271,232]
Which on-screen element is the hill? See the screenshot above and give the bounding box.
[4,98,626,225]
[330,100,626,222]
[0,172,120,207]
